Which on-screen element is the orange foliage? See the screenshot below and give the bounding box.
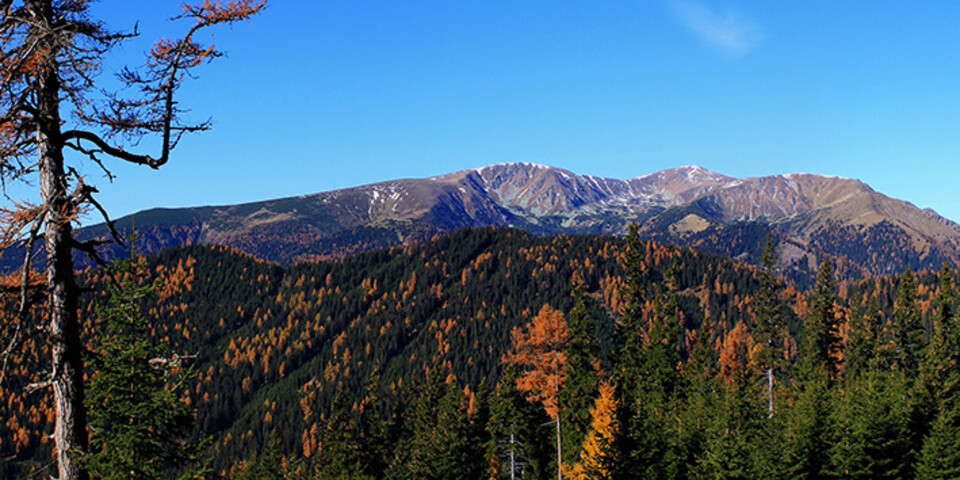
[566,381,618,480]
[719,321,756,384]
[504,304,570,419]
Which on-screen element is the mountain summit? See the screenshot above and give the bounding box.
[64,163,960,283]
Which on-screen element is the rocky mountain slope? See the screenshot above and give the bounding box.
[16,163,959,283]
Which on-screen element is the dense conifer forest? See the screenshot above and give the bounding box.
[2,227,959,479]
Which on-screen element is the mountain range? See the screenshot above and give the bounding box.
[49,163,960,284]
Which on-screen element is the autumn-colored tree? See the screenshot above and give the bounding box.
[566,381,618,480]
[0,2,264,479]
[504,303,570,480]
[719,321,756,387]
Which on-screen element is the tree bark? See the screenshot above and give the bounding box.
[767,367,774,419]
[556,410,562,480]
[33,1,88,478]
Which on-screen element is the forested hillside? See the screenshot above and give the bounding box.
[2,227,957,479]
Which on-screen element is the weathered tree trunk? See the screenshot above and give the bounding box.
[509,431,516,480]
[33,1,88,478]
[767,367,774,418]
[556,411,562,480]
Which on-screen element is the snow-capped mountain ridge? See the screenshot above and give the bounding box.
[51,162,960,284]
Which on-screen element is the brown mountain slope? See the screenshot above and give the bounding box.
[16,162,957,285]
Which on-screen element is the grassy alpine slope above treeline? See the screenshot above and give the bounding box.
[3,227,959,479]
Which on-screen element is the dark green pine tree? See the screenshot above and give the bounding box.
[679,316,720,480]
[803,261,842,384]
[313,386,373,480]
[699,375,774,480]
[828,370,913,480]
[830,290,912,480]
[889,268,929,478]
[467,379,492,476]
[916,265,960,480]
[845,301,880,382]
[390,367,480,480]
[702,234,785,480]
[81,256,207,480]
[237,432,297,480]
[356,369,392,478]
[486,365,546,480]
[559,282,600,468]
[918,265,959,411]
[784,372,834,480]
[916,398,960,480]
[784,261,841,480]
[891,269,925,377]
[612,223,647,478]
[752,234,787,419]
[630,263,686,480]
[616,223,647,397]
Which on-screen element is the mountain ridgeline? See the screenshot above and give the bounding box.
[24,163,960,286]
[3,227,959,478]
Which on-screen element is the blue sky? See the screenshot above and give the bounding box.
[11,1,960,222]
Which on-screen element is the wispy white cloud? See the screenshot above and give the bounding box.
[667,0,763,57]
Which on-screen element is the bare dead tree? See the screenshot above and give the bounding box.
[0,1,265,479]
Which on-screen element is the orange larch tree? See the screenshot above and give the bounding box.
[566,381,619,480]
[504,303,570,480]
[0,2,265,479]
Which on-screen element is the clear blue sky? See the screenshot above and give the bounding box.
[10,1,960,222]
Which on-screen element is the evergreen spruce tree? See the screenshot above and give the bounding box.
[468,379,493,473]
[784,261,840,480]
[236,433,295,480]
[699,377,773,480]
[916,399,960,480]
[630,263,685,480]
[81,256,207,480]
[612,223,647,479]
[892,269,925,377]
[915,265,960,480]
[394,367,479,480]
[616,223,647,399]
[783,373,833,480]
[559,284,600,468]
[828,370,913,480]
[918,265,959,413]
[803,261,842,384]
[679,316,720,480]
[357,369,391,478]
[846,301,880,382]
[314,386,373,480]
[891,269,929,478]
[752,234,787,419]
[486,365,545,480]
